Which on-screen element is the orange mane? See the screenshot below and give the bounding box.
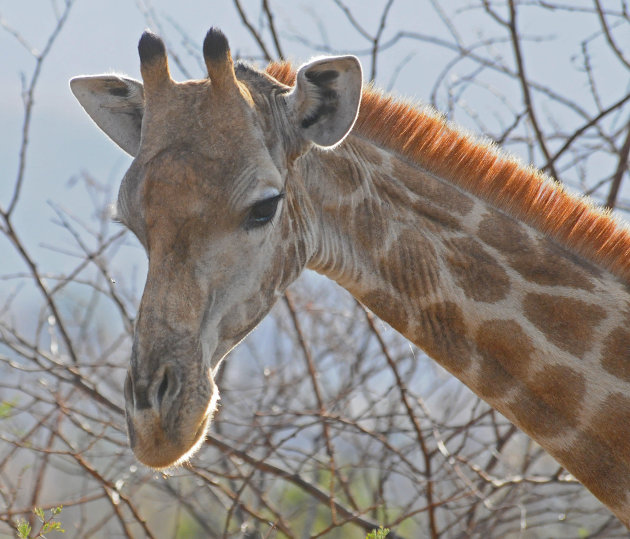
[266,61,630,283]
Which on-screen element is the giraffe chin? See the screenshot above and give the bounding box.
[126,393,219,470]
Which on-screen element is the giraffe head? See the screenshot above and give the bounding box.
[70,29,362,468]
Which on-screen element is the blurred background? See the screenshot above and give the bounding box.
[1,1,629,537]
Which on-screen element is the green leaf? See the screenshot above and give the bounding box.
[0,398,18,419]
[16,519,31,539]
[43,522,66,533]
[366,527,390,539]
[34,508,45,522]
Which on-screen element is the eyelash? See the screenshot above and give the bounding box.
[245,193,285,230]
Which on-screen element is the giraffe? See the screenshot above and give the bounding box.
[70,28,630,526]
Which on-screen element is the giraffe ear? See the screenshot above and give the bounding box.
[70,75,144,156]
[286,55,362,148]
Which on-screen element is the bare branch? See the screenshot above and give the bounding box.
[594,0,630,70]
[2,0,74,218]
[262,0,284,60]
[233,0,273,61]
[605,117,630,209]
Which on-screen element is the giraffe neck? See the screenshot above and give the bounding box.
[298,134,630,523]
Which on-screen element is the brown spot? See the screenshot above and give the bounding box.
[476,321,585,437]
[350,200,386,252]
[408,195,463,232]
[507,387,570,439]
[523,293,606,358]
[478,211,533,254]
[555,432,630,514]
[526,365,585,431]
[475,319,534,399]
[526,239,596,290]
[416,302,473,375]
[591,392,630,463]
[353,139,385,168]
[392,157,475,217]
[362,289,409,336]
[445,238,511,303]
[478,212,595,291]
[601,327,630,382]
[377,228,439,301]
[321,150,364,196]
[375,172,463,232]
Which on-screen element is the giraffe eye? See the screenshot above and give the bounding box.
[245,193,284,229]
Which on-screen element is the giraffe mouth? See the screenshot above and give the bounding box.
[125,400,216,469]
[123,366,219,469]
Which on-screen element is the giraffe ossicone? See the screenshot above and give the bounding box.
[71,28,630,526]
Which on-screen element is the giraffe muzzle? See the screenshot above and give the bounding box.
[123,357,219,469]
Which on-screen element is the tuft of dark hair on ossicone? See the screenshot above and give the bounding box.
[203,27,230,63]
[138,30,166,64]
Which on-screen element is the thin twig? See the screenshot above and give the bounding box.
[503,0,559,181]
[233,0,273,61]
[283,291,360,517]
[370,0,396,81]
[262,0,284,60]
[594,0,630,70]
[205,433,405,538]
[361,306,439,539]
[3,0,74,217]
[605,117,630,210]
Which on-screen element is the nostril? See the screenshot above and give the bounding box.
[124,373,134,408]
[157,369,169,407]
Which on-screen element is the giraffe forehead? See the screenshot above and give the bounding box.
[141,154,224,215]
[140,78,262,160]
[132,81,281,224]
